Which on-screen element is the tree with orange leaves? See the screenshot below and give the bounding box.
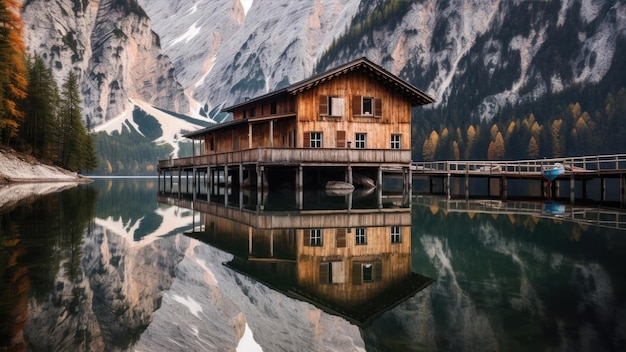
[0,0,28,145]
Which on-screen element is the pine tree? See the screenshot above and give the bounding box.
[0,0,27,145]
[21,54,60,159]
[58,71,96,172]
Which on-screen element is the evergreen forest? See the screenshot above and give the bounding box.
[0,1,97,173]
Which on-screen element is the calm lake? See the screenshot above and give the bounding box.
[1,178,625,351]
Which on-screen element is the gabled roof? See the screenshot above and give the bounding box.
[287,57,434,106]
[225,57,434,111]
[185,57,434,139]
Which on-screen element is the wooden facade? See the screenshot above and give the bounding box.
[158,57,434,191]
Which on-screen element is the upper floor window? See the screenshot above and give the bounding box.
[391,226,402,244]
[303,131,323,148]
[355,133,367,149]
[355,228,367,245]
[353,95,382,117]
[319,95,344,117]
[270,101,277,115]
[391,134,402,149]
[309,229,323,246]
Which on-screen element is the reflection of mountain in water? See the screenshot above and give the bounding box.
[160,194,433,327]
[375,199,626,352]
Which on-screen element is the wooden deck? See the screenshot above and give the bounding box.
[412,154,626,204]
[158,147,412,170]
[412,154,626,179]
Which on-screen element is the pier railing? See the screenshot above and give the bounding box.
[158,147,412,169]
[413,154,626,176]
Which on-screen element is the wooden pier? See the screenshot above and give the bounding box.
[412,154,626,205]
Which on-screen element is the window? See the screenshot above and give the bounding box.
[391,134,402,149]
[310,132,322,148]
[355,133,367,149]
[319,95,344,117]
[319,261,345,284]
[353,96,382,117]
[309,229,323,246]
[391,226,402,244]
[352,261,382,284]
[270,101,277,115]
[362,97,373,115]
[355,228,367,245]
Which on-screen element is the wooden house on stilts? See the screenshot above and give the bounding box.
[158,57,434,196]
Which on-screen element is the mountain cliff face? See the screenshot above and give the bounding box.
[21,0,625,125]
[139,0,625,123]
[21,0,190,126]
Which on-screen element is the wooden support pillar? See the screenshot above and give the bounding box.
[224,165,229,206]
[377,167,383,188]
[464,173,469,199]
[239,164,244,188]
[346,166,353,185]
[208,166,213,196]
[619,174,626,208]
[297,166,303,210]
[551,179,558,198]
[600,177,606,202]
[429,177,434,194]
[500,176,507,201]
[570,173,575,203]
[177,168,181,197]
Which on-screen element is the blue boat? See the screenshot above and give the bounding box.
[542,163,565,181]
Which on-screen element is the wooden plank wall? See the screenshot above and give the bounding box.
[295,72,412,149]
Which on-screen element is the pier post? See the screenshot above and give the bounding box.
[601,177,606,202]
[239,164,244,188]
[347,165,353,184]
[297,166,303,209]
[224,165,229,206]
[208,166,213,196]
[177,168,181,197]
[619,174,626,208]
[570,174,575,203]
[445,174,451,199]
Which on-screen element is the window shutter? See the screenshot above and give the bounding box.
[319,95,328,115]
[303,132,311,148]
[304,230,311,246]
[319,262,330,284]
[374,98,382,117]
[352,95,361,115]
[352,262,362,285]
[374,262,382,282]
[336,130,346,148]
[336,228,346,247]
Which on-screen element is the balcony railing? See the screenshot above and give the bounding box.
[158,147,412,169]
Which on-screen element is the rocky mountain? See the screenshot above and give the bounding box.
[17,0,626,172]
[142,0,625,121]
[21,0,190,127]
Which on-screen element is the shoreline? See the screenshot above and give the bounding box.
[0,147,92,185]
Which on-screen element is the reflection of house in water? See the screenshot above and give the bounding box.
[159,194,432,327]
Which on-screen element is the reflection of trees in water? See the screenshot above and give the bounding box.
[0,186,97,351]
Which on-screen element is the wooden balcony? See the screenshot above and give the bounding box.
[158,147,412,170]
